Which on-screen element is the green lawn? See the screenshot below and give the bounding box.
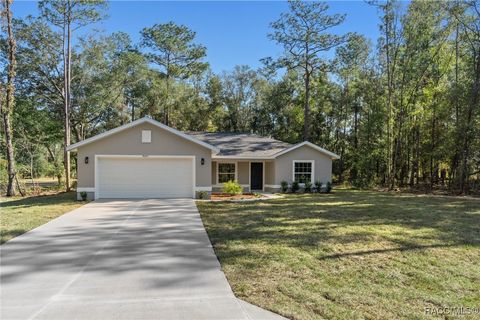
[197,189,480,320]
[0,192,85,244]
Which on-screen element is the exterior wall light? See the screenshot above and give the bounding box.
[201,158,205,165]
[85,156,89,164]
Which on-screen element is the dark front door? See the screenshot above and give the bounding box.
[250,162,263,190]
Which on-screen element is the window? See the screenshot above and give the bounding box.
[142,130,151,143]
[294,161,313,184]
[218,163,235,183]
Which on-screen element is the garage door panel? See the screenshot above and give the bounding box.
[97,157,193,199]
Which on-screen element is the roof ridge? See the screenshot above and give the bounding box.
[187,131,288,141]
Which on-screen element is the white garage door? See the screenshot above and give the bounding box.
[96,157,194,199]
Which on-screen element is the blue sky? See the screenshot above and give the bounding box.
[12,1,382,74]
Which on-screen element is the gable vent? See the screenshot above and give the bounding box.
[142,130,151,143]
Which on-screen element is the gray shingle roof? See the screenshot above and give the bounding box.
[187,132,292,157]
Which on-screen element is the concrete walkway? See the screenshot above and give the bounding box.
[1,199,285,320]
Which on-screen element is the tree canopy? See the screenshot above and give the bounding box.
[1,0,479,195]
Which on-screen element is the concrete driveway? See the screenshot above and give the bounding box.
[1,199,285,320]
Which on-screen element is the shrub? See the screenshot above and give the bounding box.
[315,181,323,193]
[291,181,300,193]
[196,191,209,199]
[280,180,289,193]
[222,180,243,195]
[80,191,87,201]
[326,181,332,193]
[304,181,312,193]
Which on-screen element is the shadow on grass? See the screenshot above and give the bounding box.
[317,243,461,260]
[198,190,480,261]
[0,192,77,209]
[0,229,28,245]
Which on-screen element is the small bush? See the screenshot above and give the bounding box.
[304,181,312,193]
[326,181,332,193]
[315,181,323,193]
[196,191,209,199]
[291,181,300,193]
[222,180,243,195]
[80,191,87,201]
[280,180,289,193]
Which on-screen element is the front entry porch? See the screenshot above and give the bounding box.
[211,160,275,193]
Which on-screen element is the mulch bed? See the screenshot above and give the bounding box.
[210,193,263,201]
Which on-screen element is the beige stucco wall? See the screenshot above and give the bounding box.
[274,145,332,184]
[237,162,249,185]
[210,160,275,191]
[211,161,217,184]
[211,161,249,185]
[265,161,275,185]
[76,123,212,188]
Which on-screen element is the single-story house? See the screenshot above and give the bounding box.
[67,117,339,200]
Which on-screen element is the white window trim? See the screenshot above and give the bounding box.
[292,160,315,186]
[249,161,265,191]
[216,161,237,185]
[94,155,196,200]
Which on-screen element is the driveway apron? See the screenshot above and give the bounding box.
[1,199,284,320]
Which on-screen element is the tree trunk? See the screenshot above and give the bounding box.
[131,101,135,121]
[460,51,480,193]
[352,99,359,182]
[1,0,17,197]
[385,3,393,187]
[63,0,72,192]
[450,23,460,191]
[303,70,311,141]
[430,105,436,191]
[165,73,170,126]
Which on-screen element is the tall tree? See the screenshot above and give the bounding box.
[1,0,16,196]
[333,34,373,184]
[372,0,402,186]
[141,22,208,126]
[70,32,148,140]
[267,0,348,141]
[451,0,480,193]
[38,0,106,191]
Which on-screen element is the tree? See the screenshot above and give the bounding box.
[219,65,265,132]
[449,0,480,193]
[3,0,480,196]
[333,34,373,184]
[141,22,208,126]
[1,0,17,196]
[70,32,148,140]
[38,0,107,191]
[267,0,349,141]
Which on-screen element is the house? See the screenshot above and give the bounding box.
[67,117,339,200]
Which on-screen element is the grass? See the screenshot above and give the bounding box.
[197,189,480,320]
[0,192,85,244]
